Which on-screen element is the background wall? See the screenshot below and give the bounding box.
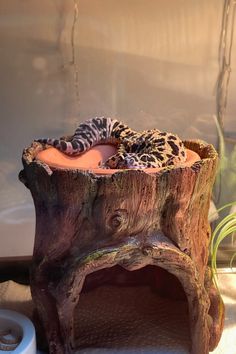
[0,0,235,257]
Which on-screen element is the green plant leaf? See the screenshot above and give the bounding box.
[211,226,236,284]
[209,201,236,220]
[210,212,236,253]
[210,201,236,288]
[230,252,236,269]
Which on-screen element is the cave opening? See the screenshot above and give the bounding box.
[74,264,191,352]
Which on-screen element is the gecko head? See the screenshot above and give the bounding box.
[119,153,147,169]
[106,153,148,169]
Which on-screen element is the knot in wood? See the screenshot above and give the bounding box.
[108,210,128,231]
[142,246,153,256]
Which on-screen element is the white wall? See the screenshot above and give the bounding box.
[0,0,235,257]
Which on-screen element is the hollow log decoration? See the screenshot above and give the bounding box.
[19,139,224,354]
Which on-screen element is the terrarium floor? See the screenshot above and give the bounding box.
[0,271,235,354]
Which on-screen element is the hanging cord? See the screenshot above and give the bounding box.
[71,0,80,103]
[216,0,236,131]
[214,0,236,202]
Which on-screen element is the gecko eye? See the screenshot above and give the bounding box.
[126,157,137,168]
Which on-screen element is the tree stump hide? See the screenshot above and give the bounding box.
[19,139,224,354]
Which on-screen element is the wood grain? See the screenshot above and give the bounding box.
[19,139,224,354]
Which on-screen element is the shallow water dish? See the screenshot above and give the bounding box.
[36,144,200,173]
[0,310,36,354]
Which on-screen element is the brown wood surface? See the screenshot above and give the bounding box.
[19,139,224,354]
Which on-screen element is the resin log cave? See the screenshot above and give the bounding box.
[19,139,224,354]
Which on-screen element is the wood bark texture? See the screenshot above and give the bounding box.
[19,139,224,354]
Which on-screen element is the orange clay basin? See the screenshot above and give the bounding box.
[36,145,201,175]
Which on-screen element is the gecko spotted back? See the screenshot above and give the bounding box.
[36,117,187,169]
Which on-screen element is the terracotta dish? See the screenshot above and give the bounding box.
[36,145,201,175]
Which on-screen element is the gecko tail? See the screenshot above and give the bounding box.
[36,138,83,156]
[36,137,60,148]
[36,138,52,144]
